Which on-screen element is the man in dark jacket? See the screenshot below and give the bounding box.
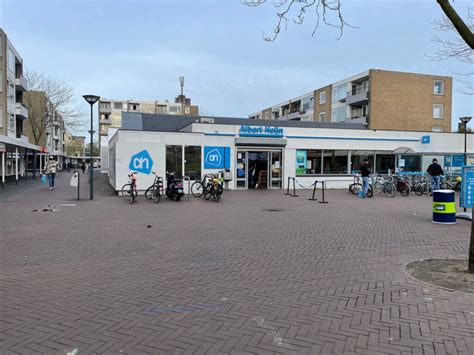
[427,158,444,193]
[360,159,371,198]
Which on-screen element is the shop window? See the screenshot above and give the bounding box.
[296,150,322,175]
[400,155,421,173]
[351,151,375,174]
[323,150,348,174]
[166,145,182,176]
[375,154,395,174]
[184,146,201,180]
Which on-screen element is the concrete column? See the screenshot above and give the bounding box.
[39,153,43,174]
[25,149,28,182]
[1,151,5,189]
[33,151,37,180]
[15,147,18,184]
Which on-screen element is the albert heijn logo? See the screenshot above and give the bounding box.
[205,148,222,167]
[129,150,153,174]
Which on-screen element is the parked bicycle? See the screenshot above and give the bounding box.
[203,175,223,202]
[348,176,373,198]
[190,174,209,197]
[371,174,396,198]
[144,171,163,203]
[121,172,138,204]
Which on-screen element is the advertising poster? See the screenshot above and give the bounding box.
[461,166,474,208]
[296,150,307,175]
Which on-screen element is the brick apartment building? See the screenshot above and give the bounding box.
[249,69,452,133]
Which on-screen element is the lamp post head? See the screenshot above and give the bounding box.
[459,116,472,125]
[82,95,100,105]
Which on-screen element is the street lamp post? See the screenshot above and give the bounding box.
[82,95,100,200]
[459,116,472,213]
[179,76,184,115]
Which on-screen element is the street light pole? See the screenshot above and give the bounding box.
[82,95,100,200]
[179,76,184,115]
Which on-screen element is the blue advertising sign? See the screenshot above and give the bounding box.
[239,125,284,138]
[421,136,430,144]
[295,150,307,175]
[452,155,464,167]
[129,150,153,174]
[204,146,230,169]
[461,166,474,208]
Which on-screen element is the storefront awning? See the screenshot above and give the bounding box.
[392,146,466,155]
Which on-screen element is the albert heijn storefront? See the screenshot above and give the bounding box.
[108,113,471,192]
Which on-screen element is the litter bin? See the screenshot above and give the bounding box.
[432,190,456,224]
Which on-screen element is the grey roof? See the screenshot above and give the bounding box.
[120,112,367,133]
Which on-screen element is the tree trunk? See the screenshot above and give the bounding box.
[437,0,474,49]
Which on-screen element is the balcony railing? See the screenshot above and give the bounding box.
[15,76,28,91]
[15,103,29,120]
[346,89,369,106]
[345,115,368,125]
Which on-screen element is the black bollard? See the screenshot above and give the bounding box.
[284,177,292,195]
[309,180,318,201]
[319,181,328,204]
[291,177,299,197]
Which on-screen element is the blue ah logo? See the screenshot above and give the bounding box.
[129,150,153,174]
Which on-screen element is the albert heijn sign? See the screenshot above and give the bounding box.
[239,125,284,138]
[204,146,230,169]
[129,150,153,174]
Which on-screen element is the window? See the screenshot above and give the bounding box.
[433,104,443,118]
[309,96,314,108]
[302,97,311,111]
[132,104,137,110]
[319,91,326,104]
[319,112,326,121]
[400,155,421,172]
[7,48,15,73]
[434,80,444,95]
[331,106,346,122]
[7,80,14,103]
[331,85,346,103]
[8,113,14,132]
[166,145,182,176]
[113,102,123,110]
[323,150,349,174]
[296,150,321,175]
[100,102,111,110]
[432,126,444,132]
[184,146,201,180]
[351,151,374,174]
[169,106,178,113]
[184,106,190,114]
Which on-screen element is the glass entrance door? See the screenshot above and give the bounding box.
[236,151,247,189]
[269,151,282,189]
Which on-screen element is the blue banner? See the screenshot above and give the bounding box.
[452,155,464,167]
[129,150,153,174]
[461,166,474,208]
[204,146,230,169]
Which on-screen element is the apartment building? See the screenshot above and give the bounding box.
[63,134,85,158]
[98,97,199,171]
[0,29,41,186]
[249,69,452,133]
[23,90,65,166]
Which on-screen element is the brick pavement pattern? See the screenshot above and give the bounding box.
[0,173,473,354]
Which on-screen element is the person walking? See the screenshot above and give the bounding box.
[45,156,60,190]
[81,162,86,174]
[359,159,371,198]
[427,158,444,194]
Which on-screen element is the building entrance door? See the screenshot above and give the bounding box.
[236,149,282,189]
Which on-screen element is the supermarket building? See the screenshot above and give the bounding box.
[108,113,471,192]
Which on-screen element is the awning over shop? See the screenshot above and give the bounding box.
[392,146,467,155]
[0,135,41,151]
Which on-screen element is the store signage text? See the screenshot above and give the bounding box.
[239,125,284,138]
[129,150,153,174]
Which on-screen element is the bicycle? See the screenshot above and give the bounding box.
[190,174,208,197]
[203,176,223,202]
[372,174,396,197]
[145,171,163,203]
[121,172,138,204]
[349,176,373,198]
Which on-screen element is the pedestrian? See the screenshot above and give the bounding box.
[45,156,60,190]
[81,162,86,174]
[359,159,371,198]
[427,158,444,194]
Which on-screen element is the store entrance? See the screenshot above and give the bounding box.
[236,149,282,189]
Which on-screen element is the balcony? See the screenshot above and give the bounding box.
[285,111,302,121]
[346,89,369,106]
[15,76,28,91]
[345,116,368,125]
[15,103,29,120]
[100,118,112,125]
[99,105,112,114]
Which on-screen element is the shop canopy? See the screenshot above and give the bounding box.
[391,146,467,155]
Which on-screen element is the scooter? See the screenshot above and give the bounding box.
[165,172,185,201]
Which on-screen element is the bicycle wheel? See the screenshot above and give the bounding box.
[153,190,162,204]
[349,183,362,195]
[385,183,396,198]
[121,183,131,200]
[367,186,373,198]
[372,182,383,195]
[191,181,204,197]
[413,182,423,196]
[145,186,156,200]
[203,185,212,200]
[399,185,410,197]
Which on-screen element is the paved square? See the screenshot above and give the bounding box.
[1,174,473,354]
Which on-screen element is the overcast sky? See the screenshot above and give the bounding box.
[1,0,473,137]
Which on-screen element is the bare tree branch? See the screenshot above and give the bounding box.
[241,0,355,41]
[437,0,474,49]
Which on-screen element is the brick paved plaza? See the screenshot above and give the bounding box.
[1,173,473,354]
